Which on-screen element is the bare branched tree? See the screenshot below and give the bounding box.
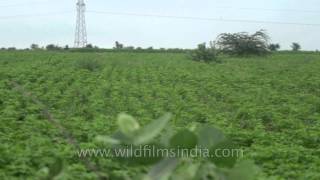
[216,29,270,56]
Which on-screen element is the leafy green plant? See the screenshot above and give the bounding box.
[46,158,64,180]
[96,113,260,180]
[75,59,103,71]
[2,51,320,179]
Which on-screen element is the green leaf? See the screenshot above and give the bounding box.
[209,140,239,168]
[159,124,175,147]
[117,113,140,136]
[196,126,226,149]
[113,143,164,165]
[47,158,63,179]
[134,113,172,145]
[95,135,121,145]
[194,162,223,180]
[112,131,134,144]
[145,158,179,180]
[227,160,260,180]
[171,162,200,180]
[170,129,198,149]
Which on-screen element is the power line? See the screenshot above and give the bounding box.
[0,0,52,8]
[0,1,319,14]
[87,10,320,27]
[0,9,319,27]
[217,6,320,14]
[0,11,73,19]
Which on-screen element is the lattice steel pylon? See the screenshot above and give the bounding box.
[74,0,87,48]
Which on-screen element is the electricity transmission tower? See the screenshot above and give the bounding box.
[74,0,87,48]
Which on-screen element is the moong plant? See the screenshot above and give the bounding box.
[94,113,260,180]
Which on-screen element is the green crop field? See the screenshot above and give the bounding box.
[1,51,320,179]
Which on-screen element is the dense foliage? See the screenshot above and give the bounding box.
[0,51,320,179]
[190,43,219,63]
[268,44,280,51]
[216,30,270,56]
[45,44,62,51]
[94,113,259,180]
[291,43,301,51]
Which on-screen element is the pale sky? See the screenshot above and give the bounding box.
[0,0,319,50]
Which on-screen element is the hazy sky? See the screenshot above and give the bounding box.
[0,0,319,50]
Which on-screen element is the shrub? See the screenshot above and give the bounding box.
[191,43,219,63]
[30,44,40,50]
[268,44,280,51]
[291,42,301,51]
[86,44,93,48]
[216,29,270,56]
[46,44,62,51]
[7,47,17,51]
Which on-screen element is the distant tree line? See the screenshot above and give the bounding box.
[0,47,17,51]
[110,41,188,53]
[0,42,188,53]
[0,33,306,55]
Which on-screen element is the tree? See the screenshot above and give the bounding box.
[291,42,301,51]
[64,45,69,50]
[115,41,124,49]
[86,44,93,48]
[30,44,39,50]
[268,44,280,51]
[216,29,270,56]
[7,47,16,51]
[46,44,61,51]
